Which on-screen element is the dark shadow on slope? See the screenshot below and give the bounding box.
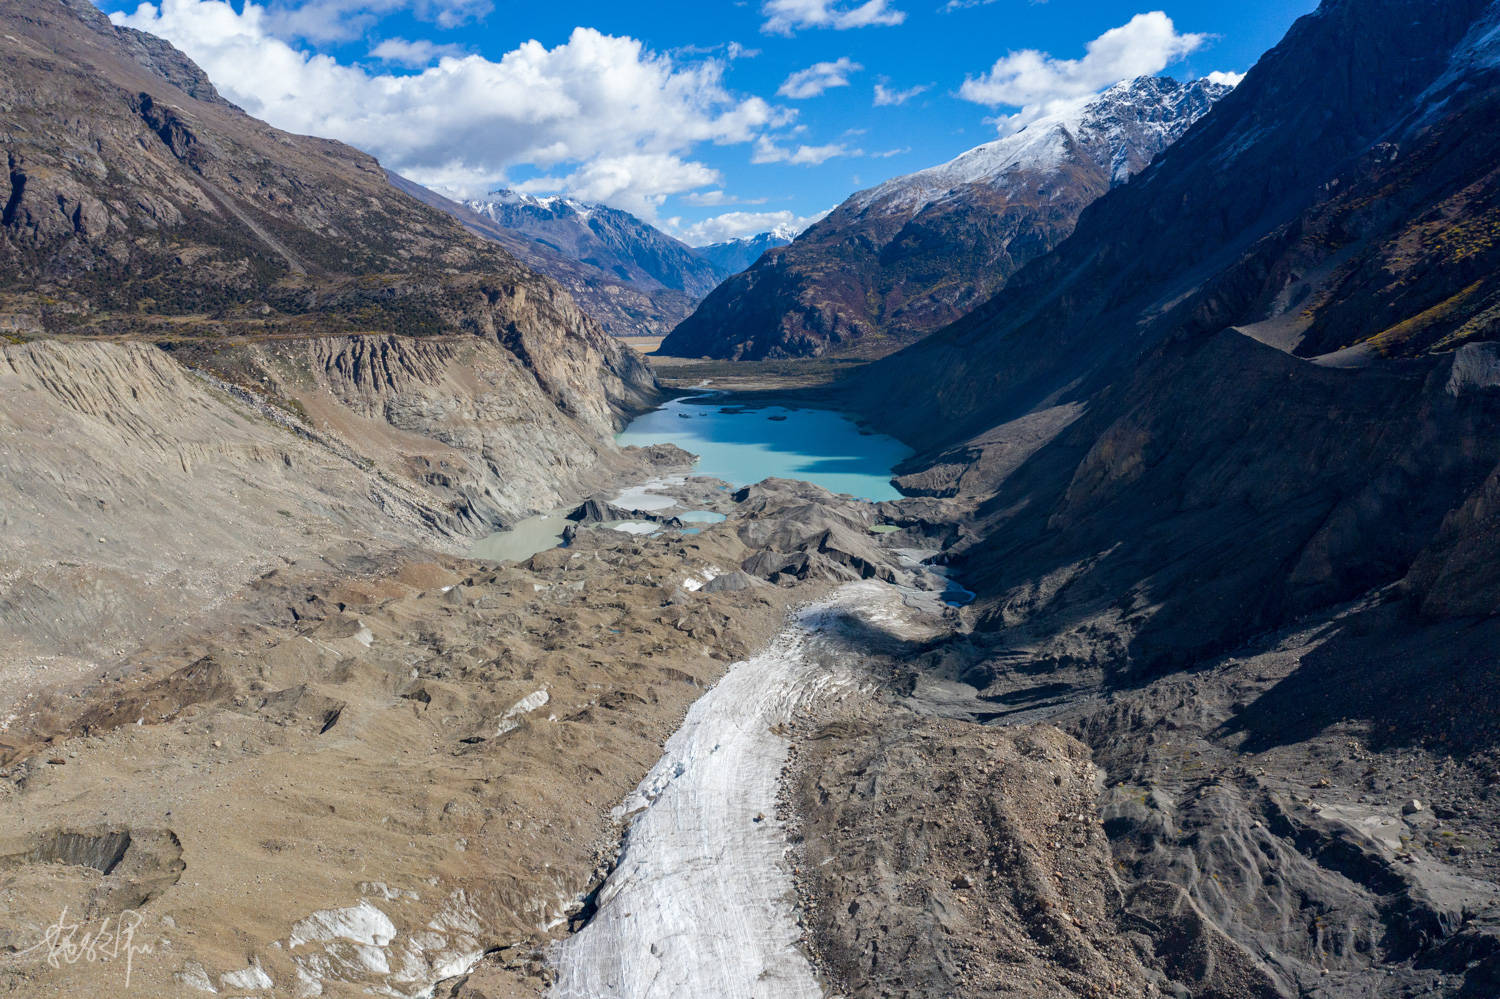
[1225,604,1500,757]
[947,331,1500,685]
[813,605,940,664]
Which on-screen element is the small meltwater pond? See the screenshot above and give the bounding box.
[676,510,727,524]
[470,512,569,563]
[616,394,911,501]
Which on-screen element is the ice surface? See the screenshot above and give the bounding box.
[550,581,937,999]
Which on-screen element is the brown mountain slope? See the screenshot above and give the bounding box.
[660,77,1226,360]
[849,0,1500,670]
[0,0,671,701]
[852,0,1500,446]
[779,5,1500,996]
[0,0,649,431]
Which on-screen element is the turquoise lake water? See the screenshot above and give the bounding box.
[616,395,911,501]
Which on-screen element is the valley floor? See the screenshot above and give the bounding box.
[3,341,1498,999]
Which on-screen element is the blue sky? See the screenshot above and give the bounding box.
[96,0,1317,243]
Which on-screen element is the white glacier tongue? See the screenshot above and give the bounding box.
[549,581,943,999]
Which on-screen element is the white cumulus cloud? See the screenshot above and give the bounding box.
[667,209,829,245]
[751,137,861,166]
[778,57,863,98]
[110,0,783,218]
[525,154,721,210]
[681,190,770,207]
[872,80,929,106]
[761,0,906,35]
[1205,69,1245,87]
[368,37,467,67]
[959,11,1208,131]
[259,0,493,44]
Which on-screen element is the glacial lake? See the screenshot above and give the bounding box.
[615,394,911,501]
[471,393,910,564]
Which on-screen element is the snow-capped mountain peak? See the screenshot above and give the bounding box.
[462,189,725,300]
[474,189,595,220]
[690,229,796,275]
[662,74,1230,361]
[855,76,1229,215]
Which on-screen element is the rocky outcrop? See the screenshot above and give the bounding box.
[729,479,912,585]
[791,714,1276,999]
[660,77,1227,360]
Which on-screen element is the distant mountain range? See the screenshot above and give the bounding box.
[660,76,1229,359]
[692,228,799,276]
[466,192,726,301]
[396,186,793,338]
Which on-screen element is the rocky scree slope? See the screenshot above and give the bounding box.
[0,301,672,713]
[786,0,1500,995]
[660,76,1227,360]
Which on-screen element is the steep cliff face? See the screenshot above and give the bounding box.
[660,77,1227,360]
[0,0,655,427]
